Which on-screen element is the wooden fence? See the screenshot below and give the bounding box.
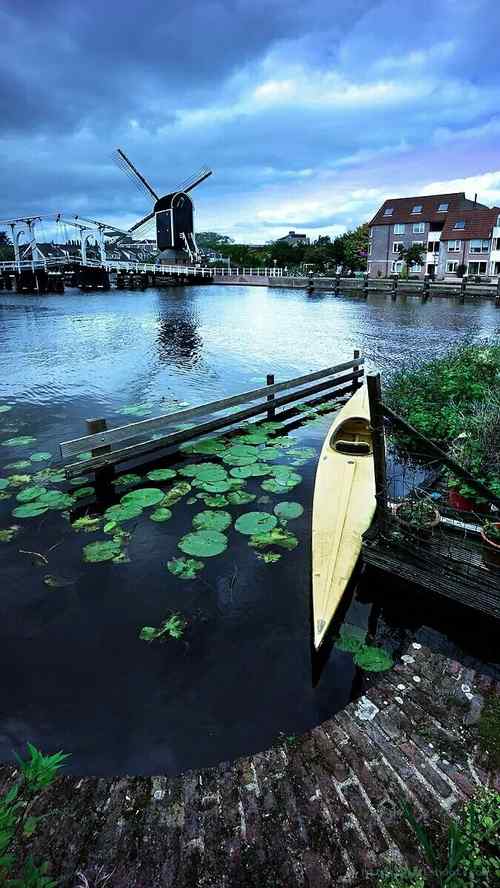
[59,352,364,479]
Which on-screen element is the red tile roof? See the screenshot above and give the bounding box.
[368,192,491,227]
[441,206,500,241]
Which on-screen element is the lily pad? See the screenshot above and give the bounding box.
[70,475,91,486]
[146,468,177,482]
[0,405,13,414]
[2,436,36,447]
[335,625,367,654]
[236,432,269,445]
[12,503,49,518]
[139,613,185,641]
[167,557,204,579]
[150,507,172,522]
[288,447,316,461]
[113,473,142,490]
[226,490,256,506]
[354,646,394,672]
[178,529,228,557]
[249,527,298,550]
[16,486,47,503]
[178,464,206,478]
[184,438,226,455]
[34,468,66,484]
[4,460,31,470]
[274,501,304,520]
[0,525,20,542]
[29,452,52,462]
[256,446,284,461]
[121,487,164,508]
[117,403,153,417]
[72,486,94,500]
[192,510,232,532]
[161,481,191,506]
[196,493,229,508]
[0,478,10,491]
[38,491,75,510]
[258,421,283,432]
[83,540,122,563]
[184,463,228,483]
[256,551,282,564]
[235,511,278,535]
[194,479,234,494]
[260,479,291,494]
[104,502,143,523]
[229,463,271,479]
[72,515,102,533]
[43,574,76,588]
[7,474,32,487]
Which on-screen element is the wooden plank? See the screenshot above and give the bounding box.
[367,374,389,530]
[60,357,364,458]
[64,379,359,478]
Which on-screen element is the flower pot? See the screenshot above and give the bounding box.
[480,523,500,570]
[394,503,440,540]
[447,488,489,514]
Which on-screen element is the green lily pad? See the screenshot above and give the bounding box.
[354,646,394,672]
[70,475,91,486]
[7,474,32,487]
[38,491,75,510]
[229,463,271,479]
[256,551,282,564]
[121,488,164,508]
[161,481,192,506]
[178,529,228,557]
[29,452,52,462]
[4,460,31,470]
[167,557,204,579]
[16,486,47,503]
[34,468,66,484]
[235,511,278,535]
[72,515,102,533]
[196,493,229,507]
[0,405,13,413]
[288,447,316,461]
[113,473,142,490]
[0,478,9,491]
[72,486,94,500]
[256,446,284,461]
[146,468,177,482]
[150,507,172,522]
[192,510,232,532]
[274,501,304,520]
[12,503,49,518]
[2,436,36,447]
[335,625,367,654]
[83,540,122,563]
[139,613,186,641]
[0,492,12,501]
[236,432,269,445]
[260,479,291,494]
[257,495,271,504]
[226,490,257,506]
[0,525,20,542]
[258,421,283,432]
[249,527,298,550]
[183,438,227,455]
[117,403,153,417]
[104,502,143,523]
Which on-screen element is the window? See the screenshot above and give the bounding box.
[467,261,487,275]
[392,241,404,253]
[454,220,465,229]
[393,224,405,234]
[469,239,490,254]
[446,261,459,273]
[411,205,423,214]
[412,240,424,247]
[391,260,403,273]
[384,207,394,216]
[448,240,461,252]
[410,264,422,272]
[412,222,425,233]
[427,241,439,253]
[367,262,371,273]
[494,238,500,251]
[437,203,449,212]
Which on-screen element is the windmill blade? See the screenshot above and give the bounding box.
[113,148,159,202]
[175,167,213,194]
[128,210,156,234]
[128,216,156,241]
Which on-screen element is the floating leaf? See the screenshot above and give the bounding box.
[29,452,52,462]
[287,448,316,461]
[178,529,228,557]
[122,487,164,508]
[196,493,229,507]
[274,502,304,520]
[184,438,227,455]
[150,507,172,522]
[236,432,269,445]
[113,473,142,490]
[69,475,91,486]
[161,481,191,506]
[335,625,367,654]
[178,464,206,478]
[256,446,284,461]
[0,491,11,501]
[139,613,186,642]
[256,551,282,564]
[235,511,278,535]
[229,463,271,479]
[186,496,197,504]
[7,474,32,487]
[104,521,117,533]
[16,486,47,503]
[104,502,143,523]
[12,503,49,518]
[258,421,283,432]
[34,468,66,484]
[249,527,298,550]
[193,510,232,532]
[146,468,177,482]
[194,479,234,494]
[167,556,204,579]
[38,491,75,510]
[226,490,256,506]
[0,478,9,490]
[72,486,94,500]
[117,403,153,417]
[4,460,31,470]
[83,540,122,563]
[257,495,271,504]
[260,479,291,494]
[0,405,13,413]
[354,646,394,672]
[0,525,20,542]
[43,574,76,588]
[72,515,101,533]
[2,436,36,447]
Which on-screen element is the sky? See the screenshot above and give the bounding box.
[1,0,500,243]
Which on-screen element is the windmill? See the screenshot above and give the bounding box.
[113,148,212,262]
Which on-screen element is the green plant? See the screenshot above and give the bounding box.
[396,498,438,529]
[482,521,500,544]
[478,693,500,770]
[0,743,69,885]
[376,867,425,888]
[139,613,186,642]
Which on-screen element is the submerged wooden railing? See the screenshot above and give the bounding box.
[59,352,364,479]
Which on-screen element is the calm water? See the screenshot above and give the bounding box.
[0,285,498,776]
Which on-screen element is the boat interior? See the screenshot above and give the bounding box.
[329,417,373,456]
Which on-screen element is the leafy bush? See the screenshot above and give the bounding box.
[377,868,425,888]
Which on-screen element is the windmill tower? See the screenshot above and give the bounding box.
[114,148,212,263]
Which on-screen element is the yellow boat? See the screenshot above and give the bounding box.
[312,384,376,650]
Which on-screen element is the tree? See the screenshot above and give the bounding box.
[341,224,370,272]
[196,232,235,250]
[0,229,13,262]
[397,243,426,277]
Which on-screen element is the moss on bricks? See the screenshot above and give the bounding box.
[478,692,500,770]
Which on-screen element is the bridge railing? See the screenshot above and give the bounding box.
[0,257,286,277]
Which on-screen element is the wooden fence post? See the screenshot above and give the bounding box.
[352,349,360,394]
[85,418,114,485]
[266,374,276,420]
[366,374,389,533]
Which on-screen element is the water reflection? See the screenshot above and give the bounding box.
[156,313,203,368]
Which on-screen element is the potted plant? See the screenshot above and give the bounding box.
[446,475,490,513]
[481,521,500,569]
[394,498,440,540]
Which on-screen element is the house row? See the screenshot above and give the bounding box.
[367,193,500,280]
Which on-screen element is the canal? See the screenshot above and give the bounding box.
[0,285,498,775]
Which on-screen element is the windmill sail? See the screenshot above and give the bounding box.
[113,149,159,202]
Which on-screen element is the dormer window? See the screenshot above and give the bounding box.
[454,220,465,229]
[437,202,449,212]
[411,205,423,214]
[384,207,394,216]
